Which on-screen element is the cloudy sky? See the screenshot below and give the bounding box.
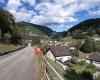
[0,0,100,32]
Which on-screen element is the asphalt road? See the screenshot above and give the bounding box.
[0,46,38,80]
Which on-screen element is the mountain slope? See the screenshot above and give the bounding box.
[68,18,100,33]
[16,22,53,37]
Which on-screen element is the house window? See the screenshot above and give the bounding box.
[68,57,70,60]
[94,61,100,64]
[59,58,63,61]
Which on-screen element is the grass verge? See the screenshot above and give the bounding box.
[35,52,47,80]
[0,43,20,52]
[45,56,67,80]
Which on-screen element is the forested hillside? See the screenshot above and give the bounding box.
[61,18,100,53]
[68,18,100,32]
[67,18,100,37]
[58,18,100,40]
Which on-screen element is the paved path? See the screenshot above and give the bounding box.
[0,46,38,80]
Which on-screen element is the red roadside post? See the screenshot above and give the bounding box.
[35,47,41,56]
[35,47,45,67]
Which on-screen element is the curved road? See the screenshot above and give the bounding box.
[0,46,38,80]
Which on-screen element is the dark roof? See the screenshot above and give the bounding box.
[87,52,100,62]
[47,45,72,57]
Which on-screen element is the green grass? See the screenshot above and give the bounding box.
[45,57,89,80]
[61,37,74,42]
[17,25,46,37]
[35,55,45,80]
[46,64,61,80]
[64,63,86,80]
[45,57,67,80]
[0,43,20,52]
[35,52,61,80]
[64,70,87,80]
[78,52,88,59]
[70,63,85,73]
[96,76,100,80]
[34,50,50,80]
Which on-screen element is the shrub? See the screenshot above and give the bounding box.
[64,60,73,67]
[82,70,93,80]
[82,64,96,80]
[96,76,100,80]
[72,49,79,57]
[70,57,78,64]
[10,34,21,44]
[78,61,85,66]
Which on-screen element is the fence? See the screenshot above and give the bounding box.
[40,52,64,80]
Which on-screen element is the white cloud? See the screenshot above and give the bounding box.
[30,15,77,25]
[48,24,72,32]
[9,10,33,22]
[6,0,100,24]
[57,24,72,31]
[30,16,52,25]
[65,17,77,22]
[21,0,36,7]
[89,10,100,15]
[35,2,75,17]
[18,8,37,15]
[28,0,36,6]
[6,0,37,22]
[78,1,100,11]
[4,0,100,31]
[0,0,6,3]
[54,0,78,5]
[33,0,100,26]
[34,2,78,25]
[6,0,22,10]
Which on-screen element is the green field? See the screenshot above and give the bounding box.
[0,43,20,52]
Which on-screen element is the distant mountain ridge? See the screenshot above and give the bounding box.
[57,18,100,39]
[16,18,100,40]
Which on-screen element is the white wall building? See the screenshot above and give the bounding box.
[46,45,72,62]
[93,38,100,41]
[86,52,100,68]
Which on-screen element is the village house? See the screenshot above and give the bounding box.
[86,52,100,68]
[46,45,72,62]
[21,39,32,46]
[93,38,100,41]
